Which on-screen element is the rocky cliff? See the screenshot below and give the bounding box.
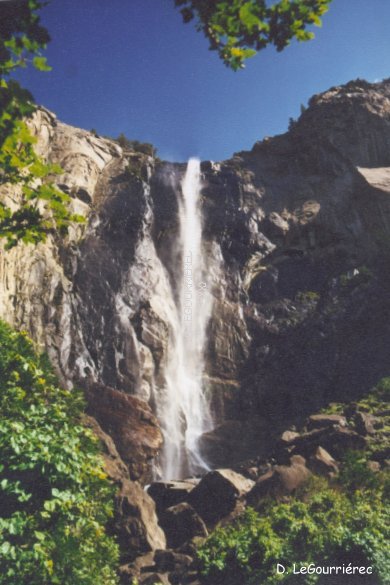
[1,78,390,475]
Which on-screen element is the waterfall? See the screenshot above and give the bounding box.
[157,158,214,480]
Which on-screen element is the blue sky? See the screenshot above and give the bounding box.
[16,0,390,162]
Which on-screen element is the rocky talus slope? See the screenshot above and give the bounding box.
[1,78,390,581]
[137,383,388,585]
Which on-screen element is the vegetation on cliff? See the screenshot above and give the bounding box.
[0,321,119,585]
[197,383,390,585]
[0,0,83,249]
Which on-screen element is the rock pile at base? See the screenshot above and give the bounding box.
[120,396,388,585]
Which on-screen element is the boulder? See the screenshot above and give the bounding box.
[139,573,171,585]
[355,412,376,435]
[160,502,208,548]
[280,426,366,462]
[307,414,347,430]
[290,454,307,466]
[189,469,254,524]
[246,457,311,507]
[83,414,129,484]
[343,403,358,419]
[308,446,338,476]
[280,430,300,444]
[86,382,163,482]
[147,480,197,515]
[239,466,263,481]
[275,459,311,492]
[119,552,155,584]
[245,469,276,505]
[279,428,329,459]
[169,572,201,585]
[153,550,193,573]
[114,479,166,561]
[320,427,367,459]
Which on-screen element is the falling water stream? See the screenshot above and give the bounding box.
[157,158,214,480]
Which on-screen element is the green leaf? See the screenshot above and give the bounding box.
[32,56,51,72]
[239,3,261,30]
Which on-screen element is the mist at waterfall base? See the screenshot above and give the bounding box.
[154,159,214,481]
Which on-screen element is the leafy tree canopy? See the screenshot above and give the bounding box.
[175,0,332,69]
[0,0,83,249]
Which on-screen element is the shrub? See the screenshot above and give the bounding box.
[295,291,320,304]
[0,321,119,584]
[116,133,157,157]
[197,470,389,585]
[339,451,382,492]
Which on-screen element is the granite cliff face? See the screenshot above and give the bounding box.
[1,78,390,473]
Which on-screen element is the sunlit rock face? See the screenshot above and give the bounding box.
[1,78,390,471]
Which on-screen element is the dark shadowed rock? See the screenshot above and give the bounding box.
[147,480,197,515]
[355,412,376,435]
[308,446,338,476]
[83,414,129,484]
[278,425,366,463]
[119,552,155,584]
[169,572,201,585]
[154,550,193,573]
[189,469,254,524]
[199,417,275,468]
[246,457,311,507]
[307,414,347,431]
[319,428,367,459]
[139,573,171,585]
[114,479,166,561]
[280,430,300,444]
[160,503,208,548]
[245,468,276,505]
[86,382,163,483]
[277,428,330,459]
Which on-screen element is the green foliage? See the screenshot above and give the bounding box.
[339,451,382,493]
[116,133,157,157]
[288,116,297,130]
[175,0,332,70]
[0,0,83,248]
[0,1,50,78]
[0,321,119,584]
[339,265,373,288]
[197,468,389,584]
[295,290,320,303]
[376,377,390,398]
[0,117,84,249]
[0,0,50,146]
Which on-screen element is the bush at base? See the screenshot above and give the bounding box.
[0,321,119,584]
[198,463,389,585]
